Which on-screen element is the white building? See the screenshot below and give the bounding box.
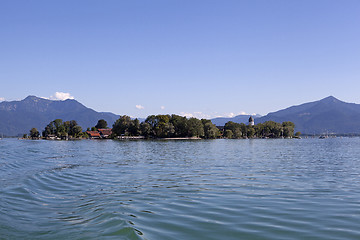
[248,116,254,126]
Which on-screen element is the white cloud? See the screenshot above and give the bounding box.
[160,106,165,110]
[0,97,5,102]
[179,111,256,119]
[180,112,212,119]
[50,92,74,101]
[237,111,258,116]
[136,105,145,110]
[216,112,253,118]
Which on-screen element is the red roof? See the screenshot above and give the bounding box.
[98,128,112,135]
[86,131,101,137]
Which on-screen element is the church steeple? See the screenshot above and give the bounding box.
[248,116,254,126]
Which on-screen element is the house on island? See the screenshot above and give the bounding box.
[98,129,112,138]
[86,129,112,139]
[86,131,101,139]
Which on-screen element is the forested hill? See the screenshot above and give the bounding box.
[256,96,360,134]
[0,96,119,136]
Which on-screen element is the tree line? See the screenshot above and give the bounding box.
[27,116,297,140]
[112,114,220,139]
[223,121,297,139]
[27,119,84,139]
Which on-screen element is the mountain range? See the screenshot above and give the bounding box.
[0,96,119,136]
[257,96,360,134]
[217,96,360,134]
[1,95,360,136]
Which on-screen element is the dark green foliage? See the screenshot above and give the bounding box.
[110,114,295,139]
[144,115,179,138]
[152,115,174,138]
[202,119,220,139]
[129,118,141,136]
[187,118,204,137]
[30,128,39,138]
[112,114,220,139]
[42,119,82,138]
[224,129,233,139]
[72,125,83,136]
[140,122,152,137]
[224,121,245,138]
[224,120,295,138]
[95,119,108,129]
[112,115,141,136]
[170,114,188,137]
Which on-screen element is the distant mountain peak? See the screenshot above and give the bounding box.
[24,95,40,100]
[258,96,360,134]
[24,95,52,102]
[0,95,119,136]
[320,96,342,103]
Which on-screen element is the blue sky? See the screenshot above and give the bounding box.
[1,0,360,118]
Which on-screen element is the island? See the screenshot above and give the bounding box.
[25,115,298,140]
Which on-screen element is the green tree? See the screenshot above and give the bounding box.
[57,125,66,136]
[224,129,233,139]
[202,119,219,139]
[63,121,71,134]
[95,119,108,129]
[30,128,39,139]
[113,115,133,136]
[42,119,80,138]
[170,114,188,137]
[129,118,141,136]
[233,128,242,138]
[144,115,175,138]
[282,121,295,138]
[153,115,173,137]
[43,121,56,137]
[224,121,243,138]
[53,119,63,134]
[187,118,204,137]
[144,115,158,130]
[140,122,152,137]
[72,125,83,137]
[247,127,255,138]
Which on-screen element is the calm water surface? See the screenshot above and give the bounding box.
[1,138,360,239]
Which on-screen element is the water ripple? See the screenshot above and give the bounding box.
[1,138,360,239]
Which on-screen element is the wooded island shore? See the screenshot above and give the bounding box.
[25,114,299,140]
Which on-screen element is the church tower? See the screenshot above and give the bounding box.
[248,116,254,126]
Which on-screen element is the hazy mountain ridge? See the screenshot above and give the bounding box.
[256,96,360,134]
[210,114,262,126]
[210,96,360,134]
[2,95,360,136]
[0,96,119,136]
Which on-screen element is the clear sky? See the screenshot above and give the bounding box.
[1,0,360,118]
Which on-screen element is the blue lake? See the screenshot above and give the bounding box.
[1,138,360,239]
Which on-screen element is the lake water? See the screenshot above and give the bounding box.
[1,138,360,239]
